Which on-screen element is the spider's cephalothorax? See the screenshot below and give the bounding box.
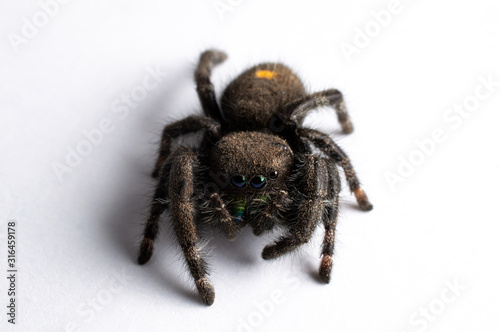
[138,50,373,306]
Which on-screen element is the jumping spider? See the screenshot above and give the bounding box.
[138,50,373,306]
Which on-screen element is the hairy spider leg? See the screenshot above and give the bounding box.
[168,147,215,305]
[152,115,220,178]
[140,147,216,305]
[195,49,228,123]
[138,161,171,265]
[282,89,353,134]
[261,154,327,260]
[319,160,341,283]
[300,128,373,211]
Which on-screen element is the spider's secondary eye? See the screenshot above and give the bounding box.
[250,176,266,189]
[269,170,278,179]
[231,175,246,188]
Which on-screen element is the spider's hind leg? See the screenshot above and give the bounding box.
[195,50,227,122]
[282,89,353,134]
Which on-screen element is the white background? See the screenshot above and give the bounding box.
[1,0,499,331]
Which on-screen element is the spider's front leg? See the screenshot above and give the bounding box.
[169,147,215,305]
[140,147,215,305]
[261,154,326,259]
[319,160,341,283]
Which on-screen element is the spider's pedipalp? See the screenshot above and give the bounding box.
[205,192,237,240]
[250,190,290,236]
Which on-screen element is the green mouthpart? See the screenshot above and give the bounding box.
[233,197,246,223]
[232,195,271,222]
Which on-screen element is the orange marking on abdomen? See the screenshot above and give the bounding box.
[255,70,277,79]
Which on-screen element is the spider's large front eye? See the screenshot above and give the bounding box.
[231,175,246,188]
[250,176,266,189]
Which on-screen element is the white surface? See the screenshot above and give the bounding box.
[1,0,500,331]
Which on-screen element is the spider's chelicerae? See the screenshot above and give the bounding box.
[138,50,373,305]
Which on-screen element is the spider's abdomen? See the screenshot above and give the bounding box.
[221,63,306,130]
